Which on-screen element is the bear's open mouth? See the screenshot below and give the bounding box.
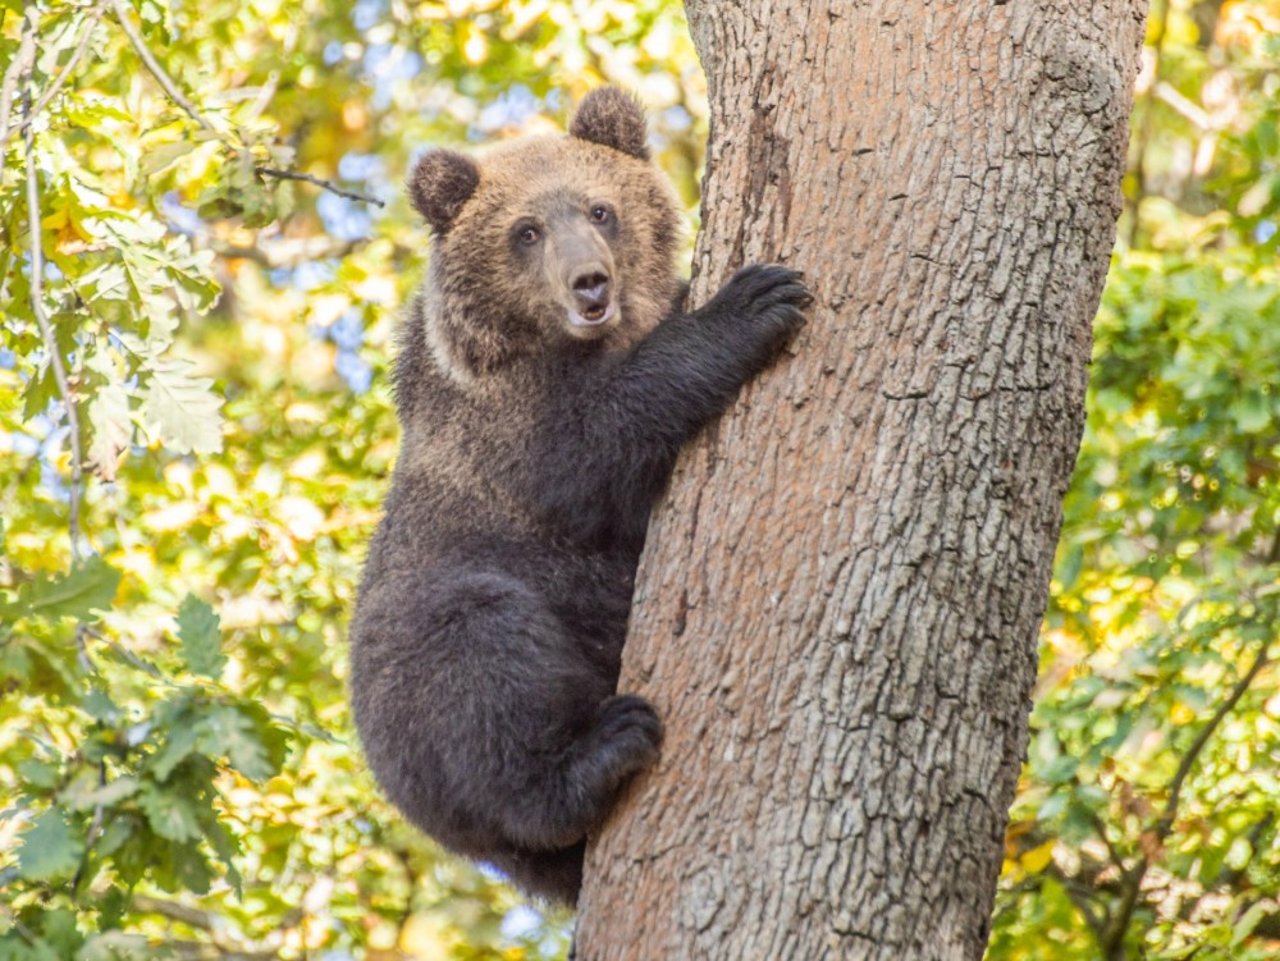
[568,302,617,327]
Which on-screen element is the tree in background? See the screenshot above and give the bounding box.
[2,2,1279,961]
[992,3,1280,959]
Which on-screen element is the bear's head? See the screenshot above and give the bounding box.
[408,88,684,379]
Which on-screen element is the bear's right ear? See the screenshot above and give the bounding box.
[408,150,480,233]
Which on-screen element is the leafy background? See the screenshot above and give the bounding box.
[0,1,1277,959]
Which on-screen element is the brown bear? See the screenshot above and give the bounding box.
[349,87,809,906]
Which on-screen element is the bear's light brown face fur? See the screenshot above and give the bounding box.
[406,90,684,382]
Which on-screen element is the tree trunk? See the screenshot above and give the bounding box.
[577,3,1147,959]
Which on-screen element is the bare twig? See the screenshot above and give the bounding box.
[24,93,84,562]
[255,166,385,207]
[1,6,104,151]
[109,0,211,130]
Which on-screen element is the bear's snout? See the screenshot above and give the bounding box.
[571,268,612,322]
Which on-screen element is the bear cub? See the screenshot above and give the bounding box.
[350,87,810,906]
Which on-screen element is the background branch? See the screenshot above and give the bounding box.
[255,166,385,207]
[23,91,84,563]
[1099,638,1272,958]
[109,0,211,131]
[0,6,104,151]
[0,7,39,182]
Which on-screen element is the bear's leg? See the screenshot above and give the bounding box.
[357,567,660,892]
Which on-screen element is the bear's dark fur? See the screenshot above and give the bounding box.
[350,87,809,906]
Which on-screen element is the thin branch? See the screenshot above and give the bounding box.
[131,897,284,960]
[70,761,107,895]
[109,2,382,210]
[255,166,385,207]
[0,6,104,151]
[1089,810,1129,877]
[132,895,217,930]
[0,7,39,183]
[1100,639,1272,958]
[24,92,84,563]
[244,70,280,122]
[1046,862,1108,940]
[109,0,211,130]
[110,2,381,213]
[1153,81,1211,132]
[1156,643,1269,839]
[1126,0,1170,249]
[148,939,282,961]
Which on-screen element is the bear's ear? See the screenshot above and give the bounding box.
[408,149,480,233]
[569,87,649,160]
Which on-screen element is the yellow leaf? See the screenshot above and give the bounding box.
[1170,702,1197,725]
[1020,840,1056,874]
[41,207,69,230]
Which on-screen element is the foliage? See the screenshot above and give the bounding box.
[988,2,1280,959]
[5,0,1278,959]
[0,1,701,958]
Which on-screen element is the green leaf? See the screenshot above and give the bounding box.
[175,594,226,679]
[62,775,140,812]
[36,910,82,960]
[136,782,202,843]
[1231,900,1269,947]
[149,723,200,782]
[18,807,85,882]
[82,689,121,723]
[18,758,61,791]
[12,557,121,623]
[139,358,224,454]
[86,381,133,481]
[139,140,196,177]
[199,706,277,781]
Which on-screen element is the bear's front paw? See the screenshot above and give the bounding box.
[708,264,812,342]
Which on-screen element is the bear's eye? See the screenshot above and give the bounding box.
[590,204,612,224]
[517,224,541,246]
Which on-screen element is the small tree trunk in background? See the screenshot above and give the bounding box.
[578,2,1147,959]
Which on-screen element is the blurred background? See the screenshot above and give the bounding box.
[0,2,1278,959]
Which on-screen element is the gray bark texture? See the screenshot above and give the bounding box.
[577,2,1148,959]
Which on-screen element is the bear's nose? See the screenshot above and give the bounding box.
[571,269,611,308]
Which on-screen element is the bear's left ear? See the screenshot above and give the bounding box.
[408,149,480,233]
[569,87,650,160]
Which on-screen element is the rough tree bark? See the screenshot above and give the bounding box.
[576,2,1148,959]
